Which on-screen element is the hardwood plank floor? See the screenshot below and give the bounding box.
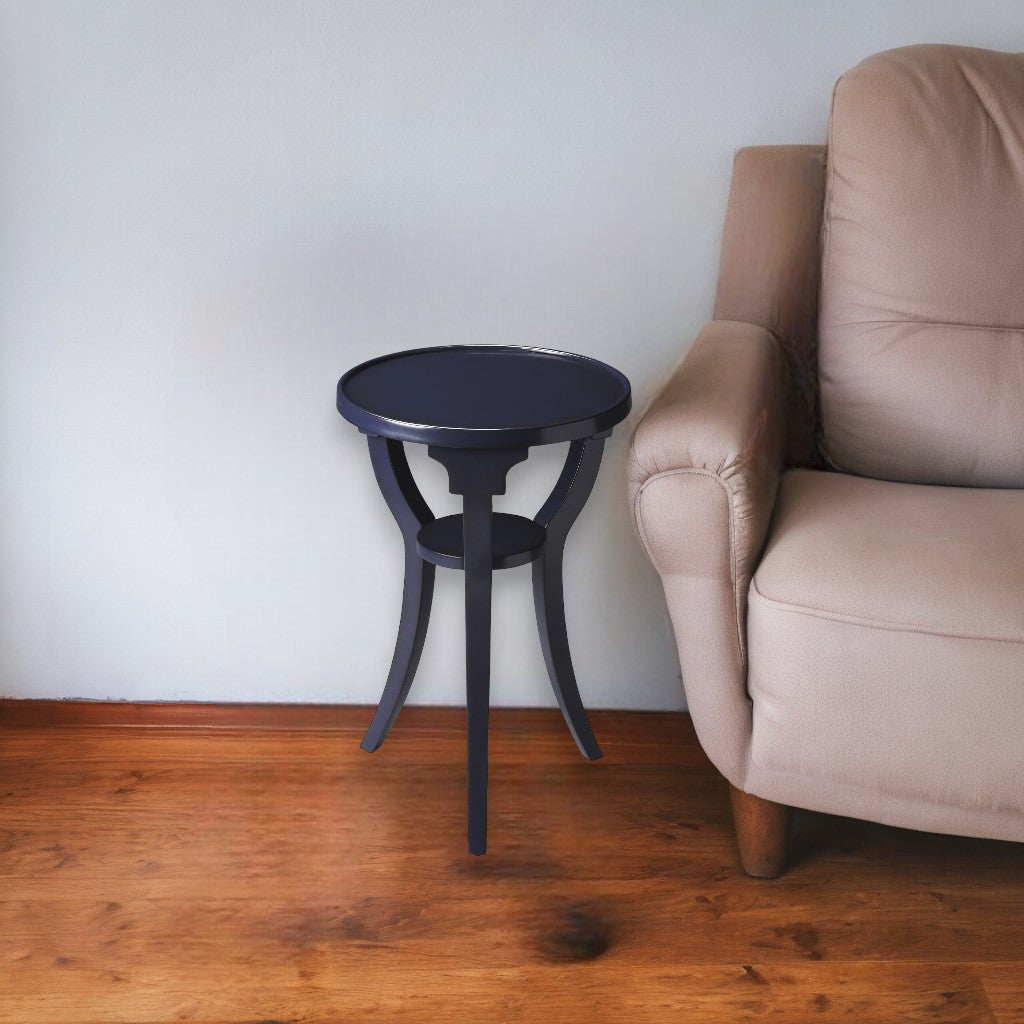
[0,707,1021,1023]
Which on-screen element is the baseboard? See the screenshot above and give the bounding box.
[0,699,379,730]
[0,699,686,738]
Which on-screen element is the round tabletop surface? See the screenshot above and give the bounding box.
[337,345,631,448]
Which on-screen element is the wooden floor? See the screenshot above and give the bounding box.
[1,706,1022,1024]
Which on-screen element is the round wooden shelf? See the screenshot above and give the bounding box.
[416,513,546,570]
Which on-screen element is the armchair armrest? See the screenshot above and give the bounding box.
[628,319,788,785]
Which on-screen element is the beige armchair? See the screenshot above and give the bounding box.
[628,44,1024,877]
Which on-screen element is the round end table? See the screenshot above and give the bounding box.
[337,345,631,854]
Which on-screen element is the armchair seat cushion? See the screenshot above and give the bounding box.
[746,469,1024,839]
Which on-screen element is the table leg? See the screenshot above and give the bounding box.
[361,550,435,753]
[428,445,528,856]
[463,490,493,856]
[533,436,607,760]
[362,435,435,751]
[532,547,601,761]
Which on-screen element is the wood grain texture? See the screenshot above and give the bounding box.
[0,698,398,729]
[0,707,1021,1023]
[729,784,793,878]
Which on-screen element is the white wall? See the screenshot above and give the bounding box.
[1,2,1021,709]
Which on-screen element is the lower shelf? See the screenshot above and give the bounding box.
[416,513,546,570]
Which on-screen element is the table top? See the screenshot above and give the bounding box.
[337,345,631,448]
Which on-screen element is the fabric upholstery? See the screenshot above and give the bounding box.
[630,44,1024,848]
[747,470,1024,840]
[819,44,1024,487]
[629,320,787,783]
[713,145,827,469]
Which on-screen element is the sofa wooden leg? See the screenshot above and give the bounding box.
[729,784,792,878]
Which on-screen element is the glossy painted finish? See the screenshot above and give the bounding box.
[359,437,436,755]
[338,345,631,853]
[532,436,607,762]
[416,513,546,570]
[338,345,631,448]
[428,445,531,856]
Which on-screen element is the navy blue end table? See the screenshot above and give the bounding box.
[337,345,631,854]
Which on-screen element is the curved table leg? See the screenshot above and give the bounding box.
[361,551,434,752]
[361,435,434,752]
[533,436,607,760]
[532,550,601,760]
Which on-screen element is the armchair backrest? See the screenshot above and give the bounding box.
[818,44,1024,488]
